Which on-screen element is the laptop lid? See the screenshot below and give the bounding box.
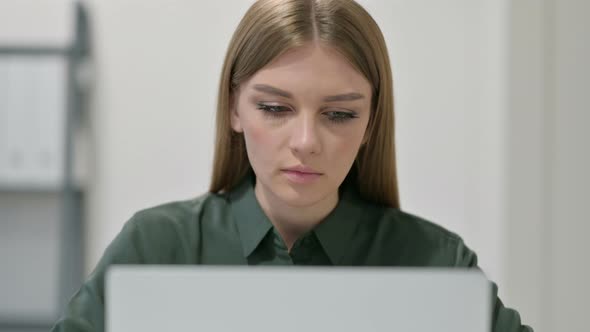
[106,266,490,332]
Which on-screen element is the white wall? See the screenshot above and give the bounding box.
[80,1,590,331]
[546,0,590,330]
[504,1,590,331]
[504,1,546,329]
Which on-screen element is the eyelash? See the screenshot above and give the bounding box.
[255,103,358,123]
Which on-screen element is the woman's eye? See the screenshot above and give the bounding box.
[256,103,290,117]
[324,111,358,123]
[256,103,357,123]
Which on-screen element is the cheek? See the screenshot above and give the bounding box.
[331,138,361,162]
[242,120,281,165]
[330,123,367,159]
[247,122,269,145]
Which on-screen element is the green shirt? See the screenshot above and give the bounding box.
[52,172,533,331]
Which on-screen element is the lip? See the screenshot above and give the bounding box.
[282,170,322,184]
[282,165,322,174]
[281,165,323,184]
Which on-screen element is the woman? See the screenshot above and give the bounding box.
[53,0,532,331]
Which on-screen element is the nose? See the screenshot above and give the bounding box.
[289,112,321,157]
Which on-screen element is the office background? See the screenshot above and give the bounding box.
[0,0,588,331]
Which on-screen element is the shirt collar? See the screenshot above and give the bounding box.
[229,171,273,257]
[229,170,366,263]
[313,177,365,264]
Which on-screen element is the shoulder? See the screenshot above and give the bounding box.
[378,207,461,244]
[357,204,470,266]
[129,191,229,230]
[114,191,230,263]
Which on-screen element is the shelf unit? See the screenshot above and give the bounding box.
[0,2,90,331]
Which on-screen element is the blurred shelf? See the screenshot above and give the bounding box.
[0,183,84,193]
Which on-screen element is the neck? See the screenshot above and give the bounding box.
[254,180,338,250]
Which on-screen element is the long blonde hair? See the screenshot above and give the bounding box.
[209,0,400,208]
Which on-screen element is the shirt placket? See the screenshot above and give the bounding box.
[290,234,316,265]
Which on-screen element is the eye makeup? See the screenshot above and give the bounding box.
[323,110,359,123]
[255,102,359,124]
[256,103,290,114]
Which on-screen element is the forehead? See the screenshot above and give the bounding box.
[244,43,372,97]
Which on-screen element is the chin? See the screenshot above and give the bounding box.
[275,182,333,208]
[280,192,322,207]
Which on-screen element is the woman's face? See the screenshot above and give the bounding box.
[231,42,372,207]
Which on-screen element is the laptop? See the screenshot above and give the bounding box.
[106,266,490,332]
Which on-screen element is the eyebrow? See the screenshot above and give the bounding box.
[252,84,365,102]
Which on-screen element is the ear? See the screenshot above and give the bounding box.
[229,92,243,133]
